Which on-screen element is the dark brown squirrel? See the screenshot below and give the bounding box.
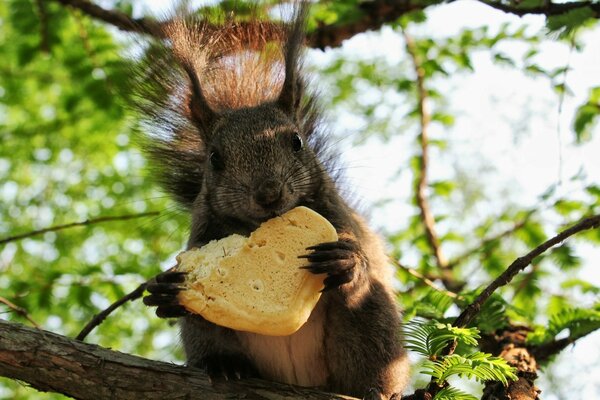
[138,4,409,399]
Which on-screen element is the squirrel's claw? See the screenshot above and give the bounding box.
[201,353,260,381]
[300,239,358,291]
[144,269,189,318]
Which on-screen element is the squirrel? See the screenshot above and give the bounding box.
[139,4,410,399]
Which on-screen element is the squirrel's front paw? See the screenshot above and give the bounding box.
[143,269,189,318]
[201,353,260,381]
[299,239,358,291]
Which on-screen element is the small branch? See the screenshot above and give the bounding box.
[391,258,460,299]
[35,0,50,53]
[0,297,41,329]
[308,0,427,49]
[51,0,163,36]
[480,0,600,18]
[0,211,160,246]
[453,214,600,328]
[447,212,534,269]
[403,30,461,293]
[531,329,596,364]
[76,282,148,341]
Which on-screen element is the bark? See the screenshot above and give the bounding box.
[0,319,353,400]
[481,327,541,400]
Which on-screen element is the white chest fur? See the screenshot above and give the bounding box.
[237,303,328,387]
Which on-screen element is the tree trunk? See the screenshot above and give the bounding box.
[0,319,352,400]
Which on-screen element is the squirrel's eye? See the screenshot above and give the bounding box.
[292,133,303,152]
[209,151,224,170]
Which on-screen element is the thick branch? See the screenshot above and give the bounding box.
[0,319,353,400]
[51,0,600,50]
[454,214,600,328]
[0,211,160,245]
[480,326,540,400]
[308,1,427,49]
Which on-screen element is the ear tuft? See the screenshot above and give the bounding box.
[277,2,309,116]
[181,61,217,135]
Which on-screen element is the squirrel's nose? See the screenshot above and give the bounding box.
[254,179,283,208]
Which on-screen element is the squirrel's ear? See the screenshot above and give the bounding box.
[182,61,216,138]
[277,3,308,116]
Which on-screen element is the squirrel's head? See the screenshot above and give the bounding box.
[137,4,332,228]
[175,5,324,226]
[198,104,322,226]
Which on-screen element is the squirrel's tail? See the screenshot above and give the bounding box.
[132,3,316,208]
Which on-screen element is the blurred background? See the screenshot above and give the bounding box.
[1,0,599,398]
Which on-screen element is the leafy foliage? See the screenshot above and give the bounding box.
[423,352,517,386]
[433,387,478,400]
[404,319,480,357]
[404,319,517,397]
[573,87,600,142]
[528,306,600,345]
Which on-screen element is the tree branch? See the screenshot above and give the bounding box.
[0,319,354,400]
[0,211,160,245]
[75,281,148,341]
[52,0,164,36]
[35,0,50,53]
[391,258,460,299]
[480,326,540,400]
[530,328,597,364]
[480,0,600,17]
[453,214,600,328]
[447,211,534,269]
[51,0,600,51]
[403,30,462,293]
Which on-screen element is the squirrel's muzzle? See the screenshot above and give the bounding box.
[254,179,285,209]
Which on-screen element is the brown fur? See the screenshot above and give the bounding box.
[135,4,409,399]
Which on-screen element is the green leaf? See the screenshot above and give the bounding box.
[423,352,517,385]
[433,387,478,400]
[403,319,480,357]
[528,306,600,345]
[546,7,595,37]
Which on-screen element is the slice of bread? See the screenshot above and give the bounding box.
[176,206,338,336]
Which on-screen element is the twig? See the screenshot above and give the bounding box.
[453,214,600,328]
[511,263,540,300]
[52,0,164,36]
[531,329,595,364]
[403,30,460,293]
[0,211,160,246]
[35,0,50,53]
[76,281,148,341]
[0,296,41,329]
[391,258,460,299]
[447,211,534,269]
[479,0,600,17]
